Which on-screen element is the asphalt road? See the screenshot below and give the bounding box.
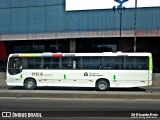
[0,85,160,92]
[0,98,160,120]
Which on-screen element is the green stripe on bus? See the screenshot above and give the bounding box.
[64,74,66,79]
[149,56,153,70]
[20,74,22,79]
[113,75,116,81]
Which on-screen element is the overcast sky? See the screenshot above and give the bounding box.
[66,0,160,11]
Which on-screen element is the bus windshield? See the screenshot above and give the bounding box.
[8,57,22,75]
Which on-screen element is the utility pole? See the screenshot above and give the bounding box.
[113,0,129,38]
[134,0,137,52]
[119,7,122,37]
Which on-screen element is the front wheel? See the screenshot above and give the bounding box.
[96,79,110,91]
[24,79,37,90]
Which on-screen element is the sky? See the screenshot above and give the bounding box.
[66,0,160,11]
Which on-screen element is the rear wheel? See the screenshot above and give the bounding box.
[24,78,37,90]
[96,79,109,91]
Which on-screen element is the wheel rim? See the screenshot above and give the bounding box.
[27,81,34,89]
[99,82,107,90]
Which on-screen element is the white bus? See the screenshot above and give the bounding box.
[6,52,152,91]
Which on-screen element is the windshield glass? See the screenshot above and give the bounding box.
[8,57,22,75]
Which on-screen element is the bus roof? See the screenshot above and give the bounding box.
[9,52,152,57]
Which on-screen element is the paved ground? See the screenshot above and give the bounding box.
[0,88,160,100]
[0,72,5,87]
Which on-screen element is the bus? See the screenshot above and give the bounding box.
[6,52,152,91]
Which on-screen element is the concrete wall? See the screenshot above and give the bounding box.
[0,72,159,87]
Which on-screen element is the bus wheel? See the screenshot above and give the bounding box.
[96,79,109,91]
[24,78,37,90]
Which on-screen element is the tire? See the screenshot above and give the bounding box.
[96,79,109,91]
[24,78,37,90]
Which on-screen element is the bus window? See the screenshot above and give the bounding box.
[22,57,28,69]
[28,57,42,69]
[74,57,82,69]
[73,57,81,69]
[35,58,42,69]
[124,57,136,70]
[62,57,73,69]
[124,57,149,70]
[62,57,81,69]
[8,57,22,75]
[43,57,51,69]
[102,57,123,70]
[135,57,149,70]
[82,57,102,69]
[51,57,59,69]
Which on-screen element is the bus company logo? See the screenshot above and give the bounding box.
[84,72,88,76]
[2,112,11,117]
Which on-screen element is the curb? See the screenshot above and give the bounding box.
[0,91,160,99]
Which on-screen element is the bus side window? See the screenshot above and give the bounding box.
[28,57,42,69]
[102,57,123,70]
[82,57,102,69]
[43,57,51,69]
[77,62,81,69]
[124,56,149,70]
[22,58,28,69]
[35,58,42,69]
[62,57,72,69]
[52,57,59,69]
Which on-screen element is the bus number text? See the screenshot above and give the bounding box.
[32,72,43,76]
